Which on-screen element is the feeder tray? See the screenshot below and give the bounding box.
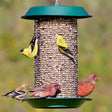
[23,97,92,108]
[21,6,92,19]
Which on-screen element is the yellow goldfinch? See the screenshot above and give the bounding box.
[1,84,30,100]
[20,36,40,58]
[57,35,75,64]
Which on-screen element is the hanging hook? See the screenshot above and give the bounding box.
[55,0,58,6]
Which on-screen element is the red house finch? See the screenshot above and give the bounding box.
[26,83,60,98]
[1,84,30,100]
[78,73,100,97]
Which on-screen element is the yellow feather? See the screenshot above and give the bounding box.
[29,39,38,57]
[22,48,30,57]
[56,35,75,64]
[57,35,67,48]
[20,37,38,58]
[57,35,68,54]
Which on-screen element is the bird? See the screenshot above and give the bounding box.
[24,83,60,99]
[20,36,40,58]
[57,35,75,64]
[78,73,100,97]
[1,84,30,100]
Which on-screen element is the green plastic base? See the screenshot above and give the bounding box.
[22,97,92,108]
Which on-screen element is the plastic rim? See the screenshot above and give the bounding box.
[22,97,92,108]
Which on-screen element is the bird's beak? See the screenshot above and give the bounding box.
[19,51,22,54]
[20,49,23,54]
[96,76,100,80]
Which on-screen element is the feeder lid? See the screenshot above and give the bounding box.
[21,6,92,20]
[22,97,92,108]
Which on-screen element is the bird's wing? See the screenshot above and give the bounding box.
[16,90,26,95]
[2,90,20,98]
[58,45,73,55]
[31,39,38,54]
[29,37,35,45]
[30,87,44,92]
[14,90,27,99]
[31,44,34,53]
[41,84,51,91]
[58,45,75,62]
[30,85,51,92]
[78,79,86,86]
[29,37,36,53]
[78,79,93,87]
[30,87,50,92]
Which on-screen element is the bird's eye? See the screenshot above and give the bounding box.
[20,49,23,52]
[93,75,96,78]
[55,85,58,87]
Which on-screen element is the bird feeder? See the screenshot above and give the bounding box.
[22,4,92,108]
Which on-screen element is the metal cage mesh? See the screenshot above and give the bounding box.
[34,17,78,97]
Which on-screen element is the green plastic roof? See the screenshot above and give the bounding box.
[21,6,92,20]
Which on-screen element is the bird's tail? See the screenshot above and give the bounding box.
[70,57,75,64]
[0,94,10,98]
[65,53,76,64]
[0,94,7,97]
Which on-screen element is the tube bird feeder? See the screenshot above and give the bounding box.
[22,6,92,108]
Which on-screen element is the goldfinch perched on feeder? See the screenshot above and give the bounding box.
[78,73,100,97]
[57,35,75,64]
[20,36,40,58]
[24,83,60,99]
[1,84,30,100]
